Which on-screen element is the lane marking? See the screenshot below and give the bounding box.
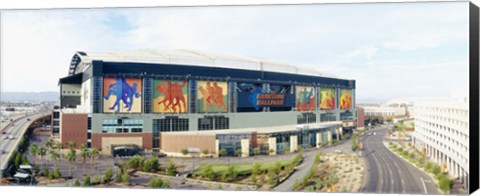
[421,177,428,194]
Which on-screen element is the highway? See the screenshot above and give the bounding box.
[0,113,44,171]
[360,126,440,194]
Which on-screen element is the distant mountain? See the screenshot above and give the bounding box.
[1,91,59,101]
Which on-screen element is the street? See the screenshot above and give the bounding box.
[1,114,44,170]
[360,126,440,194]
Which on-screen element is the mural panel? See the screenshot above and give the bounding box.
[103,78,142,113]
[296,86,315,111]
[197,81,228,112]
[339,89,353,110]
[153,80,188,113]
[319,88,336,110]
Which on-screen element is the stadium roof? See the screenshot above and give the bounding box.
[69,49,345,79]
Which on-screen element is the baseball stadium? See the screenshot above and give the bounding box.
[54,49,357,157]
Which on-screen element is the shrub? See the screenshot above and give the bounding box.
[104,167,113,183]
[73,179,80,186]
[47,171,54,180]
[166,161,177,176]
[433,165,441,175]
[253,162,262,175]
[115,169,123,182]
[293,180,300,190]
[122,172,129,184]
[227,165,238,180]
[250,172,257,184]
[83,176,91,186]
[52,167,61,179]
[143,158,159,172]
[43,168,50,177]
[93,174,101,184]
[438,177,452,192]
[148,177,163,188]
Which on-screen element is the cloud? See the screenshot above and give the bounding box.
[0,2,469,103]
[345,45,379,59]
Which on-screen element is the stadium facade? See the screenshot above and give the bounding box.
[53,50,357,157]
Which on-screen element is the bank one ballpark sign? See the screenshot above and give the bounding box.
[248,86,286,110]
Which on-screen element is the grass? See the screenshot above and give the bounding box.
[193,159,293,176]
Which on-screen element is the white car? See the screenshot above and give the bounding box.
[2,135,8,140]
[335,150,343,154]
[8,136,15,140]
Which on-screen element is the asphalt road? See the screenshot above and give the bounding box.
[0,113,43,170]
[361,126,440,194]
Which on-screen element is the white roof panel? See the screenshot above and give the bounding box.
[74,49,346,79]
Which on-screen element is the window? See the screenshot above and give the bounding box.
[131,128,143,133]
[214,117,229,130]
[198,117,213,131]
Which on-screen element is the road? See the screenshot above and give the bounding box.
[360,126,440,194]
[0,113,44,171]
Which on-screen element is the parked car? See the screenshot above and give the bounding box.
[1,131,6,134]
[2,135,8,140]
[0,150,5,154]
[335,150,343,154]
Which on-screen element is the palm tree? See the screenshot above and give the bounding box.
[66,150,76,177]
[55,141,63,158]
[68,140,76,150]
[89,148,99,169]
[45,139,54,151]
[80,144,88,175]
[38,146,47,169]
[29,144,39,166]
[50,150,60,168]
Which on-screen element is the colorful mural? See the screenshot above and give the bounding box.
[153,80,188,113]
[319,88,336,110]
[103,78,142,113]
[339,89,353,110]
[296,86,315,111]
[197,81,228,112]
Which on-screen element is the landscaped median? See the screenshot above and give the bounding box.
[292,152,365,192]
[385,141,453,194]
[189,153,304,190]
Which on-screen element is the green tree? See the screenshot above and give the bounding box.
[82,176,91,186]
[89,148,100,169]
[14,152,22,168]
[45,139,54,153]
[433,165,441,175]
[104,167,113,183]
[38,146,47,169]
[29,144,38,166]
[80,144,88,176]
[253,147,261,156]
[68,140,76,150]
[50,150,60,168]
[43,167,50,177]
[66,150,77,177]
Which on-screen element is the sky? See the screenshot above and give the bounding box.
[0,1,469,103]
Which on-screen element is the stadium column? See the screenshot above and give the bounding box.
[241,139,250,157]
[215,139,220,158]
[268,137,277,155]
[290,135,298,152]
[316,132,322,148]
[327,131,333,145]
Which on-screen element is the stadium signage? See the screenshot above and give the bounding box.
[248,86,286,110]
[256,91,285,106]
